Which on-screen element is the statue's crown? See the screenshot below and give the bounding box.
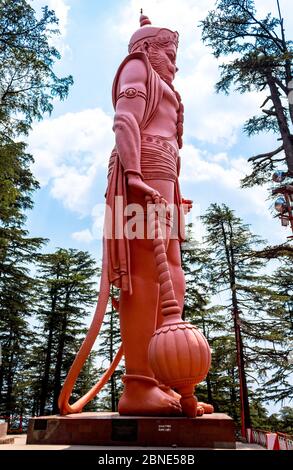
[128,11,179,53]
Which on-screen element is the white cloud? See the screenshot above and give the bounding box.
[176,54,267,147]
[180,144,245,188]
[71,203,107,243]
[72,229,94,243]
[180,143,269,216]
[113,0,215,49]
[91,203,107,237]
[28,108,114,215]
[209,153,229,163]
[50,165,98,213]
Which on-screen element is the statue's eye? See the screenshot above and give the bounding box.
[167,53,175,63]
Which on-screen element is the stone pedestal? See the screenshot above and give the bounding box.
[0,422,15,445]
[27,412,235,448]
[0,422,7,437]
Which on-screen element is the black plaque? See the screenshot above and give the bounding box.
[111,419,138,442]
[33,419,48,431]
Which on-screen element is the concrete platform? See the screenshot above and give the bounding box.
[0,421,15,444]
[0,434,266,450]
[0,422,8,437]
[0,436,15,444]
[26,412,236,449]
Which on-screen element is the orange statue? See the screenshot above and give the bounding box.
[58,13,212,418]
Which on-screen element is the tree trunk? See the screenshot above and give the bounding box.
[52,289,69,413]
[267,71,293,174]
[232,296,251,435]
[0,362,4,404]
[280,21,293,126]
[39,285,59,415]
[221,220,251,436]
[229,366,238,423]
[5,332,15,419]
[201,316,213,405]
[205,372,213,405]
[109,308,117,412]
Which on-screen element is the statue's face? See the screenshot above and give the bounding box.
[147,42,178,84]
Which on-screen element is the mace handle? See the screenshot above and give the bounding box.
[145,195,181,318]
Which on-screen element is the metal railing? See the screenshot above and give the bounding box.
[247,428,293,450]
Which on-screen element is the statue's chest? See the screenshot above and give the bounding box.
[161,81,179,112]
[150,81,179,128]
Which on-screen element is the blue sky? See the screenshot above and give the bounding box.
[27,0,293,263]
[25,0,293,414]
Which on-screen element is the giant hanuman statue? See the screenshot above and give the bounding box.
[58,13,212,418]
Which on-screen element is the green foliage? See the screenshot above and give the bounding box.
[34,249,98,415]
[201,0,288,59]
[182,224,240,420]
[0,1,73,420]
[200,203,293,428]
[201,0,293,183]
[95,286,124,412]
[0,226,45,417]
[0,140,39,225]
[260,260,293,404]
[278,406,293,434]
[0,0,73,139]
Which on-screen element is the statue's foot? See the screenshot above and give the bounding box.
[197,405,204,416]
[180,394,197,418]
[197,402,214,414]
[118,374,182,416]
[158,384,181,401]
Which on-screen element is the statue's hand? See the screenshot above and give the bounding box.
[127,174,167,205]
[182,198,193,215]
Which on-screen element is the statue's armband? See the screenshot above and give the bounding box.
[117,87,147,102]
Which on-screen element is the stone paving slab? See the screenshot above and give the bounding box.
[0,435,265,451]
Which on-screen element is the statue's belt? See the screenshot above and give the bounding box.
[108,134,179,182]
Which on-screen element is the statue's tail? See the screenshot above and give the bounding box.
[58,237,123,415]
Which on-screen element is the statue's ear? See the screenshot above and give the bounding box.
[143,41,149,54]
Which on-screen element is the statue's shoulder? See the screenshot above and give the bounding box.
[116,52,151,76]
[112,52,152,106]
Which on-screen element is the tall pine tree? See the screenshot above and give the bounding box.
[0,0,73,419]
[95,286,124,412]
[34,249,98,415]
[201,0,293,185]
[201,203,282,434]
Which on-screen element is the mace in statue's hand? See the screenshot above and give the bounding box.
[182,198,193,215]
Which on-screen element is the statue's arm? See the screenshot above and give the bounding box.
[113,59,162,200]
[113,58,147,178]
